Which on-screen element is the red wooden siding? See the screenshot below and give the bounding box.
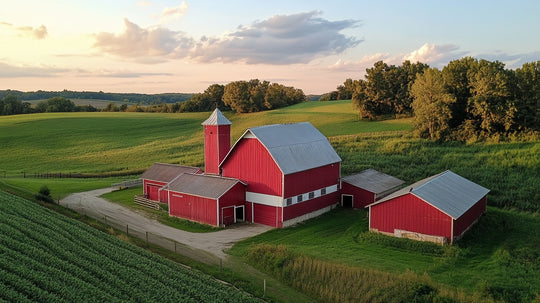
[340,182,375,209]
[453,196,487,238]
[283,163,340,198]
[169,193,218,226]
[221,138,282,196]
[218,182,246,226]
[204,124,230,175]
[370,194,452,239]
[283,192,338,221]
[144,180,166,202]
[253,204,281,227]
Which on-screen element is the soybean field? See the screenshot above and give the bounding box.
[0,191,257,303]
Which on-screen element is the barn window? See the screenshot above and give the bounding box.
[309,192,315,200]
[286,198,293,206]
[297,194,303,202]
[321,188,326,195]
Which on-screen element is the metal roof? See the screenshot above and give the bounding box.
[201,108,232,125]
[369,170,490,219]
[242,122,342,175]
[342,169,404,194]
[140,163,201,183]
[167,173,244,199]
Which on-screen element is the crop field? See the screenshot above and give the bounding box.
[0,191,257,303]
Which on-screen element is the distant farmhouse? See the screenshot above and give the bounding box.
[139,108,489,243]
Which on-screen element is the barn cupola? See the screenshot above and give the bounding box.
[202,108,232,175]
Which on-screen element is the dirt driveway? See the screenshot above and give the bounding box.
[60,187,271,261]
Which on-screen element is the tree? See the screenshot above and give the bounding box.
[468,60,516,134]
[515,61,540,130]
[442,57,478,128]
[336,78,355,100]
[411,68,456,140]
[223,81,251,113]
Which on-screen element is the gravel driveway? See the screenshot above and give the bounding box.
[60,187,271,261]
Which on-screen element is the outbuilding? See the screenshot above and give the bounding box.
[220,122,342,228]
[340,169,404,208]
[167,173,246,227]
[367,170,489,244]
[140,163,201,203]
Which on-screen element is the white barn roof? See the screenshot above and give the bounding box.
[370,170,490,219]
[233,122,341,175]
[202,108,232,125]
[167,173,244,199]
[342,169,404,194]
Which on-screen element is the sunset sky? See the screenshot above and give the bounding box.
[1,0,539,95]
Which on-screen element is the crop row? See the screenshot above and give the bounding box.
[0,191,257,302]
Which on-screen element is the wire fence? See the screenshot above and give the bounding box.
[0,170,144,179]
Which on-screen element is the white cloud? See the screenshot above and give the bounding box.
[0,62,66,78]
[160,1,188,22]
[403,43,467,67]
[93,18,194,63]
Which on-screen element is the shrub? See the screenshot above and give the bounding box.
[35,185,54,203]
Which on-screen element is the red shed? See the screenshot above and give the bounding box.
[367,170,489,244]
[167,173,246,227]
[220,122,342,228]
[140,163,201,203]
[341,169,404,208]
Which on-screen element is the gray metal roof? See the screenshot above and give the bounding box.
[243,122,342,175]
[140,163,201,182]
[370,170,490,219]
[202,108,232,125]
[342,169,404,194]
[167,173,244,199]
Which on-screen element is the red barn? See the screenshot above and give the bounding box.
[220,122,342,227]
[167,173,246,227]
[367,170,489,244]
[140,163,201,203]
[341,169,404,208]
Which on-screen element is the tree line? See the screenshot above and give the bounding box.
[328,58,539,140]
[0,96,98,115]
[0,89,192,105]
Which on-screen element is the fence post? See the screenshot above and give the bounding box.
[104,215,107,225]
[264,279,266,297]
[126,224,129,235]
[146,232,149,246]
[220,259,222,272]
[174,241,177,254]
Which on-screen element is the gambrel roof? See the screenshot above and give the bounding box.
[368,170,490,219]
[222,122,341,175]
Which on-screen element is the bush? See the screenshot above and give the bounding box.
[35,185,54,203]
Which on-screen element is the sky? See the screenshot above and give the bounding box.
[1,0,539,95]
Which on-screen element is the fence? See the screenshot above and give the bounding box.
[1,170,144,179]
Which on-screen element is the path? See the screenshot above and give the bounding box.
[60,187,271,261]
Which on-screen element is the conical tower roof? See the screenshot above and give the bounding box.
[202,108,232,125]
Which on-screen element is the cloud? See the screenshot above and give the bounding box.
[191,11,361,64]
[403,43,466,67]
[93,18,194,63]
[93,12,360,65]
[475,50,540,69]
[136,0,152,8]
[0,62,66,78]
[160,1,188,21]
[1,22,48,39]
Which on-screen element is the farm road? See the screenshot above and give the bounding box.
[60,188,271,261]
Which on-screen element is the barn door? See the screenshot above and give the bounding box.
[147,185,160,201]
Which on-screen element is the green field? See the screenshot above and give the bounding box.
[1,100,539,302]
[0,100,411,175]
[0,191,257,303]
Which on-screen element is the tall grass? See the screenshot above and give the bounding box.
[246,244,484,303]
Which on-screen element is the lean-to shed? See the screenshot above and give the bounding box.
[140,163,201,203]
[341,169,404,208]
